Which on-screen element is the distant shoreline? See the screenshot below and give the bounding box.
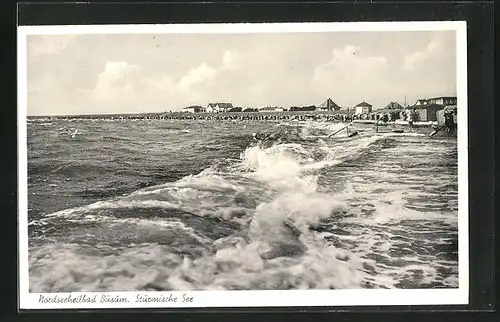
[27,110,354,120]
[27,112,440,128]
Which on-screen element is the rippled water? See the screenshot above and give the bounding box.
[27,118,458,292]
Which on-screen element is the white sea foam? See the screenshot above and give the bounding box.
[31,120,458,292]
[44,199,179,219]
[29,238,365,292]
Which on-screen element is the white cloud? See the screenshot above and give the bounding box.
[402,37,443,71]
[177,50,241,92]
[26,32,457,115]
[91,61,142,105]
[81,51,243,113]
[311,45,390,106]
[95,62,140,89]
[398,34,456,101]
[221,50,239,70]
[313,45,388,83]
[178,63,218,91]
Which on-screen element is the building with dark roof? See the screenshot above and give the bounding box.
[317,98,341,111]
[405,103,444,122]
[426,96,457,107]
[407,96,457,121]
[182,105,205,113]
[412,96,457,108]
[384,101,404,110]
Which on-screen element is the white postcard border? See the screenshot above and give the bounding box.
[17,21,469,309]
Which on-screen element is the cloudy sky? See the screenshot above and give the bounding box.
[26,30,457,116]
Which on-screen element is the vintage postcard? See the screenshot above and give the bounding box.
[18,21,468,309]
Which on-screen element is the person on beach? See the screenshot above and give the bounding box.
[402,111,407,121]
[444,109,455,134]
[390,111,398,122]
[382,113,389,123]
[408,109,419,126]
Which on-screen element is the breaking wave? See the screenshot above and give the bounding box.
[28,121,459,292]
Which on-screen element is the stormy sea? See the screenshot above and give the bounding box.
[27,118,459,292]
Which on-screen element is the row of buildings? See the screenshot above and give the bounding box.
[180,96,457,122]
[181,98,343,113]
[355,96,457,122]
[313,96,457,122]
[182,103,235,113]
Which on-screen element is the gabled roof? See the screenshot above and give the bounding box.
[384,101,404,110]
[428,96,457,100]
[319,98,341,110]
[355,101,372,108]
[208,102,233,108]
[217,103,233,109]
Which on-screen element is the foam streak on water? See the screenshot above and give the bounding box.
[27,119,458,292]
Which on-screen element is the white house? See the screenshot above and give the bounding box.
[206,103,234,113]
[354,101,373,115]
[426,96,457,107]
[413,99,429,107]
[413,96,457,108]
[405,96,457,122]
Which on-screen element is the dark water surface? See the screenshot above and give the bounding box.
[27,119,458,292]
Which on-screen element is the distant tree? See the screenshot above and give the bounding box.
[229,107,242,112]
[243,108,258,112]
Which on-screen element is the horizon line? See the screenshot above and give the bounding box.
[26,95,457,117]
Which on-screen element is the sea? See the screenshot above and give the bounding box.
[26,118,459,292]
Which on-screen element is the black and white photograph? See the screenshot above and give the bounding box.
[18,22,468,308]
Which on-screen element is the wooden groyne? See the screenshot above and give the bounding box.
[28,112,441,131]
[29,111,354,122]
[27,111,454,137]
